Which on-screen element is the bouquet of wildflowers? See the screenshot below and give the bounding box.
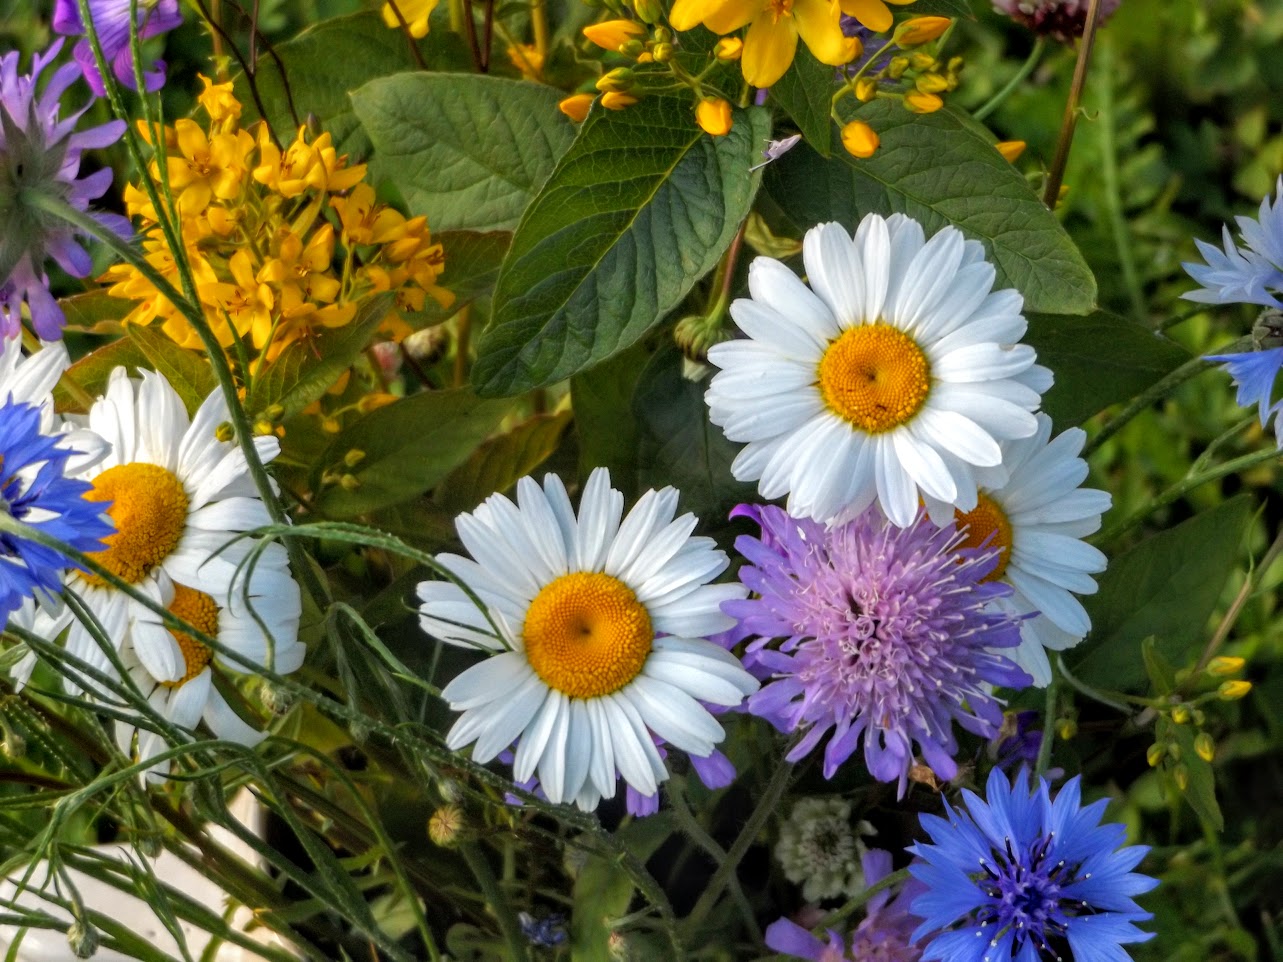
[0,0,1280,957]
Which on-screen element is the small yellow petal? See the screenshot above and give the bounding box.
[904,90,944,113]
[742,12,799,88]
[895,15,952,46]
[996,140,1026,163]
[582,19,646,50]
[837,0,891,33]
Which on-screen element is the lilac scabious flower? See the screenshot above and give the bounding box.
[1183,176,1283,308]
[1,40,127,339]
[992,0,1122,42]
[765,849,925,961]
[53,0,183,96]
[0,399,114,625]
[725,504,1031,795]
[908,768,1157,962]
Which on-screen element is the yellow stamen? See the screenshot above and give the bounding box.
[523,572,653,699]
[817,324,931,434]
[162,585,219,687]
[83,463,189,585]
[766,0,794,22]
[954,493,1013,582]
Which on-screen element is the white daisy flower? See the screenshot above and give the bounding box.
[115,540,304,770]
[0,336,106,470]
[705,214,1053,528]
[63,367,280,691]
[929,413,1111,686]
[417,468,758,812]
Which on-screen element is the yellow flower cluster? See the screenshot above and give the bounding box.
[104,77,453,370]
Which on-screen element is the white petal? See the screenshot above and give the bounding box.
[625,675,723,756]
[440,652,535,710]
[746,256,839,344]
[803,222,864,325]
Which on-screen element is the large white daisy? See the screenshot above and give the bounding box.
[417,468,758,812]
[62,367,280,691]
[0,336,105,470]
[705,214,1052,528]
[930,413,1111,686]
[116,539,303,770]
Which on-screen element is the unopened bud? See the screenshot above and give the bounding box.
[714,36,743,60]
[696,98,733,137]
[996,140,1026,163]
[252,418,274,436]
[583,18,645,50]
[1167,742,1182,763]
[895,15,952,46]
[619,38,645,56]
[632,0,663,24]
[888,56,909,79]
[596,67,634,93]
[1173,764,1190,791]
[1146,743,1165,768]
[904,91,944,114]
[264,403,286,421]
[1055,717,1077,741]
[1207,656,1245,677]
[1219,679,1252,700]
[916,72,950,93]
[428,804,465,847]
[215,421,235,442]
[261,680,297,716]
[1171,704,1191,724]
[855,77,878,101]
[840,119,879,158]
[321,417,342,434]
[339,473,361,491]
[654,26,672,43]
[909,52,936,71]
[651,41,674,62]
[343,448,366,467]
[600,91,639,110]
[558,93,595,123]
[67,920,99,959]
[1195,732,1215,762]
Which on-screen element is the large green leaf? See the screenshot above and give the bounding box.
[125,326,219,415]
[472,98,771,396]
[58,290,132,335]
[56,337,150,413]
[770,46,833,156]
[313,389,513,518]
[240,11,471,156]
[1068,494,1256,692]
[765,101,1097,315]
[1025,311,1191,426]
[570,338,657,499]
[433,408,573,512]
[350,74,576,233]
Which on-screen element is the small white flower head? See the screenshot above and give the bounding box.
[775,796,876,902]
[705,214,1051,528]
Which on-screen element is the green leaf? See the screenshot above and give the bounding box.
[124,326,218,415]
[770,46,834,156]
[245,293,393,419]
[1159,717,1223,831]
[571,852,636,962]
[1024,312,1190,426]
[903,0,976,16]
[313,389,514,518]
[408,230,511,327]
[571,338,657,499]
[633,345,756,521]
[1068,494,1256,692]
[1141,636,1178,696]
[765,101,1097,315]
[241,11,472,156]
[55,338,150,412]
[57,290,132,335]
[433,408,573,512]
[350,73,576,232]
[473,99,771,396]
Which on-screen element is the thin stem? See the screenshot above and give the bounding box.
[1195,525,1283,672]
[459,843,529,962]
[818,867,910,930]
[682,752,793,937]
[1043,0,1104,208]
[530,0,549,63]
[974,36,1047,122]
[1034,673,1058,778]
[454,306,471,388]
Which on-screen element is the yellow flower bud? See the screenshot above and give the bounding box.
[1056,717,1077,740]
[1194,732,1215,763]
[841,120,879,158]
[652,41,674,61]
[696,98,733,137]
[252,418,274,436]
[1173,764,1189,791]
[1146,743,1165,768]
[583,18,645,50]
[321,417,342,434]
[1171,704,1190,724]
[558,93,595,122]
[344,448,366,467]
[632,0,663,24]
[601,91,639,110]
[714,37,743,61]
[916,72,951,94]
[1218,679,1252,700]
[428,804,464,847]
[596,67,635,92]
[855,77,878,102]
[339,473,362,492]
[888,56,909,79]
[996,140,1026,163]
[1207,656,1245,676]
[909,52,936,71]
[904,91,944,114]
[215,422,235,443]
[895,16,952,46]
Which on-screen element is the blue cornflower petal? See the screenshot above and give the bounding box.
[1205,347,1283,442]
[1184,177,1283,307]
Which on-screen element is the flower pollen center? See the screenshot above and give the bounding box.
[766,0,794,22]
[954,493,1013,582]
[817,324,931,434]
[162,584,218,688]
[523,572,653,699]
[83,462,189,585]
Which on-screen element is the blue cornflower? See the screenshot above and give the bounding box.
[1204,344,1283,447]
[907,768,1157,962]
[517,912,567,948]
[0,398,113,624]
[1183,176,1283,308]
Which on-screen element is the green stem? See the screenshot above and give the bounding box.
[1096,35,1147,325]
[818,866,911,930]
[1034,673,1058,778]
[682,752,793,938]
[1195,525,1283,673]
[1043,0,1105,207]
[974,36,1047,122]
[460,843,529,962]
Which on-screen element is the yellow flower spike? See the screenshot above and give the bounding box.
[1207,656,1245,676]
[714,37,743,60]
[600,91,639,110]
[995,140,1026,163]
[559,93,596,122]
[583,19,646,50]
[382,0,439,37]
[196,75,243,127]
[696,98,733,137]
[840,119,879,158]
[894,15,951,46]
[903,90,944,113]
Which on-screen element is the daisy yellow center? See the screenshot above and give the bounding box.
[523,572,653,699]
[817,324,931,434]
[83,463,189,585]
[162,584,219,688]
[954,493,1013,582]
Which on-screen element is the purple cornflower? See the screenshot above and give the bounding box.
[0,41,128,339]
[992,0,1122,41]
[0,399,114,624]
[53,0,184,96]
[908,768,1157,962]
[724,504,1031,795]
[766,849,925,961]
[1183,177,1283,308]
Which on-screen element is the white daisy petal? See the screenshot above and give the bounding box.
[804,222,864,325]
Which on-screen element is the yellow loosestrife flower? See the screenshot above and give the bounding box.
[840,119,878,157]
[838,0,914,33]
[696,98,733,136]
[559,93,595,122]
[601,91,639,110]
[894,14,950,45]
[583,19,646,50]
[670,0,854,87]
[382,0,439,37]
[996,140,1026,163]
